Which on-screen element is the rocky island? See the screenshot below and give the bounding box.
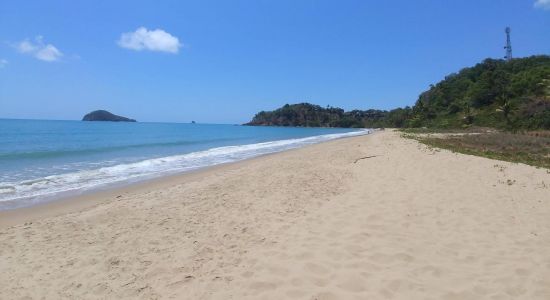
[82,110,136,122]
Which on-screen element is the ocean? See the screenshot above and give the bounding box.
[0,119,369,210]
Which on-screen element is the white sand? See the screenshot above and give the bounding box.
[1,130,549,299]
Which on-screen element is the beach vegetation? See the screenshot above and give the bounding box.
[402,129,550,169]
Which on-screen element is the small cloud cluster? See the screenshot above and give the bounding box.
[15,36,63,62]
[8,27,182,67]
[534,0,550,10]
[117,27,181,54]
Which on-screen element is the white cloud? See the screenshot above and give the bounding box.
[17,40,37,53]
[534,0,550,10]
[35,44,63,62]
[0,59,8,68]
[14,36,63,62]
[117,27,181,54]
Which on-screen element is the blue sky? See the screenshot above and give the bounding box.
[1,0,549,123]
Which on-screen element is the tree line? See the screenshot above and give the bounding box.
[246,55,550,129]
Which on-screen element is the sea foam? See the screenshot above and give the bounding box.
[0,129,370,209]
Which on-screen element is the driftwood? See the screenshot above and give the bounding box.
[353,155,380,163]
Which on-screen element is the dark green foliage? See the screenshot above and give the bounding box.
[409,55,550,129]
[246,55,550,130]
[245,103,411,128]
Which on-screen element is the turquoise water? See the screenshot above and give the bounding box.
[0,119,369,209]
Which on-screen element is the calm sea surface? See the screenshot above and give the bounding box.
[0,119,369,209]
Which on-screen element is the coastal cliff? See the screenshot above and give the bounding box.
[82,110,136,122]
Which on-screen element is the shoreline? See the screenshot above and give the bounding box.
[0,162,228,228]
[0,128,371,214]
[0,133,371,228]
[2,130,549,299]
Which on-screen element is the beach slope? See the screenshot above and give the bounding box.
[1,130,549,299]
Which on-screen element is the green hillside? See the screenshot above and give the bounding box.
[245,103,406,128]
[409,55,550,129]
[246,55,550,130]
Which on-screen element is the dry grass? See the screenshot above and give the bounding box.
[400,127,494,134]
[524,130,550,138]
[402,130,550,169]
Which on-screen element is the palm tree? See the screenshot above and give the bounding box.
[496,100,512,125]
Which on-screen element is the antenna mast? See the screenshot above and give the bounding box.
[504,27,512,61]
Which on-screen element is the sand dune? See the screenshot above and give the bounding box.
[1,130,549,299]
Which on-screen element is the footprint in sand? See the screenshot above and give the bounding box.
[310,291,339,300]
[290,277,304,287]
[304,262,329,274]
[249,281,278,291]
[336,274,366,293]
[285,289,308,298]
[308,276,330,287]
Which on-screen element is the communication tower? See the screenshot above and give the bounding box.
[504,27,512,61]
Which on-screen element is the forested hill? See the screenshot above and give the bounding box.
[409,55,549,129]
[246,55,550,129]
[245,103,408,128]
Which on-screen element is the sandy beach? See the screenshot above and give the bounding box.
[1,130,549,299]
